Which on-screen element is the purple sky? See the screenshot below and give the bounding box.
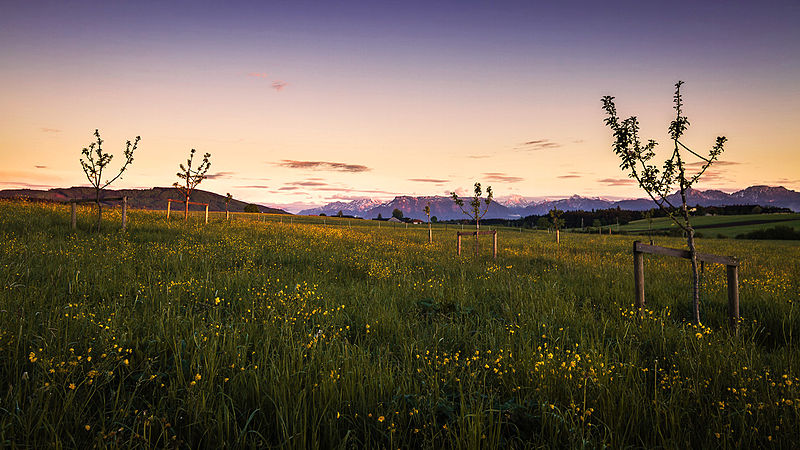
[1,0,798,212]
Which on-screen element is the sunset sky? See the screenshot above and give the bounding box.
[1,1,798,212]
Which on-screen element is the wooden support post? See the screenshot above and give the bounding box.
[727,264,740,333]
[556,228,560,244]
[475,231,479,257]
[633,241,645,314]
[71,202,77,230]
[204,205,209,224]
[121,196,127,230]
[492,231,497,259]
[457,234,462,255]
[167,200,171,219]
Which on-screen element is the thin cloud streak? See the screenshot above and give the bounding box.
[597,178,636,186]
[272,81,288,91]
[483,172,524,183]
[409,178,449,183]
[516,139,561,151]
[277,160,370,173]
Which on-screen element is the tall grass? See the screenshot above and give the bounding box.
[1,200,798,448]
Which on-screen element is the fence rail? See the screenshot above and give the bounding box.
[633,241,740,332]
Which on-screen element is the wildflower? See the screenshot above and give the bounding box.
[69,383,76,390]
[85,425,91,431]
[378,416,385,422]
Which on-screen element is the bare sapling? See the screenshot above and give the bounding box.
[451,182,493,231]
[173,149,211,221]
[549,208,565,244]
[602,81,727,324]
[424,203,432,243]
[79,129,140,231]
[225,193,232,221]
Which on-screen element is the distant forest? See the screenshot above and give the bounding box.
[452,205,793,229]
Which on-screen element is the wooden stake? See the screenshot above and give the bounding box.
[71,202,77,230]
[121,196,127,230]
[633,242,645,314]
[166,200,171,220]
[457,234,462,256]
[727,264,740,334]
[204,205,209,224]
[492,230,497,259]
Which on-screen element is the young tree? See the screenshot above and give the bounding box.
[79,129,140,231]
[392,208,404,220]
[424,202,432,243]
[225,193,233,221]
[173,149,211,221]
[244,204,260,213]
[549,208,565,244]
[602,81,727,324]
[450,182,493,230]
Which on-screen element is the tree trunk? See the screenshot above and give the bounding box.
[95,190,102,232]
[184,195,190,221]
[428,222,432,243]
[678,172,701,324]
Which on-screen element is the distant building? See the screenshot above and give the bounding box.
[388,217,402,223]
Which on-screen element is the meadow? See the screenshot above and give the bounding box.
[1,200,798,448]
[616,213,800,238]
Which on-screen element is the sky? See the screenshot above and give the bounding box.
[1,0,798,212]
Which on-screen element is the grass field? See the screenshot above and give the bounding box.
[616,213,800,238]
[1,200,798,448]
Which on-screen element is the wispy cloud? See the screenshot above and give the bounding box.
[409,178,449,183]
[205,171,236,180]
[277,160,370,173]
[468,155,491,159]
[34,165,47,169]
[516,139,561,151]
[558,175,581,179]
[279,187,299,191]
[0,181,56,189]
[287,181,328,187]
[233,184,270,189]
[483,172,524,183]
[247,72,269,78]
[685,160,741,169]
[272,81,288,91]
[40,127,61,133]
[597,178,636,186]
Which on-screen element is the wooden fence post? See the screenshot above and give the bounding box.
[167,200,171,220]
[204,205,209,224]
[121,196,127,230]
[475,232,479,257]
[727,264,740,334]
[492,230,497,259]
[633,241,645,314]
[457,234,462,256]
[71,202,77,230]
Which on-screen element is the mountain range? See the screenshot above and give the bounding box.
[0,187,289,214]
[300,186,800,220]
[2,185,798,220]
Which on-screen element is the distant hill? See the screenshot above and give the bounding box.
[0,187,290,214]
[301,186,800,220]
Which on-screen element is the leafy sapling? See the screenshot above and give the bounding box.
[601,81,727,324]
[79,129,140,231]
[173,149,211,221]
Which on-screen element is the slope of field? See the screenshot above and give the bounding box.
[1,201,798,448]
[618,213,800,238]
